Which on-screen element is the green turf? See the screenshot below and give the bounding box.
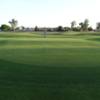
[0,32,100,100]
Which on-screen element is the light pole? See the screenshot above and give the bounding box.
[44,28,47,38]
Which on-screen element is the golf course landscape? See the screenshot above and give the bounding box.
[0,32,100,100]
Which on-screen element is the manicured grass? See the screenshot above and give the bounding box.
[0,32,100,100]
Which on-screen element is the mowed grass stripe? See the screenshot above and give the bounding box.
[0,37,100,49]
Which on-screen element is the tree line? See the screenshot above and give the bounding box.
[0,18,100,32]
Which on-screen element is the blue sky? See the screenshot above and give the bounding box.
[0,0,100,28]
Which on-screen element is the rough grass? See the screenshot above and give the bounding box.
[0,32,100,100]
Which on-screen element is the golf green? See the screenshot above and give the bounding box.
[0,32,100,100]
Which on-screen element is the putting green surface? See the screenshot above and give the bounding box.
[0,32,100,100]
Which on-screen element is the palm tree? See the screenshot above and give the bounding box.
[71,21,76,31]
[9,19,18,31]
[79,22,84,31]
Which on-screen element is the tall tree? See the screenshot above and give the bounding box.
[9,19,18,31]
[96,22,100,31]
[71,21,76,31]
[79,19,89,31]
[83,19,89,31]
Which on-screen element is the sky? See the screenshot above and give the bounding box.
[0,0,100,28]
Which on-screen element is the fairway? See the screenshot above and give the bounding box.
[0,32,100,100]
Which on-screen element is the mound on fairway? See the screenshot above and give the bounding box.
[0,32,100,100]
